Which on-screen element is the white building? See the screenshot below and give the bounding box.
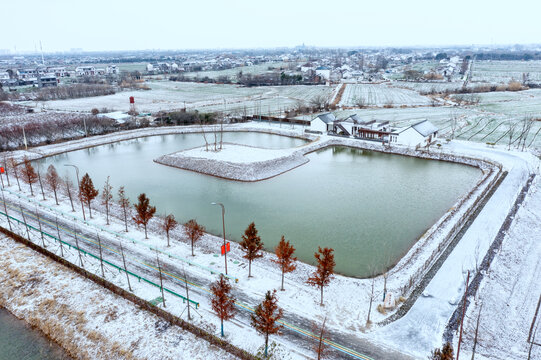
[0,71,9,80]
[75,66,96,76]
[106,65,119,75]
[395,120,438,147]
[47,67,67,77]
[315,66,331,80]
[310,113,336,133]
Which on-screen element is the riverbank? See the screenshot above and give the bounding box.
[0,234,238,360]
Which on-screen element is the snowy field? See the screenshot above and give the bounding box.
[181,62,300,81]
[26,81,334,116]
[459,177,541,360]
[0,234,238,360]
[339,83,432,107]
[471,60,541,83]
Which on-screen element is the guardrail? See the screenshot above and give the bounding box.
[0,208,199,308]
[2,187,238,283]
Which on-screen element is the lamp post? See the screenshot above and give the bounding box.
[211,202,227,275]
[65,164,85,221]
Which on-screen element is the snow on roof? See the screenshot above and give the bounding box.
[316,66,330,70]
[312,113,336,124]
[411,120,438,137]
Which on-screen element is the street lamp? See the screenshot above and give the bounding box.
[211,202,227,275]
[64,164,86,220]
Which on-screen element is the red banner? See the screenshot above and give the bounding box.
[221,242,231,255]
[0,167,4,174]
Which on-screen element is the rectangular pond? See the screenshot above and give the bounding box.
[36,132,481,277]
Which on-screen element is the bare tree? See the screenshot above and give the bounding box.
[101,176,113,225]
[184,219,205,256]
[161,214,178,247]
[63,175,75,212]
[117,186,130,232]
[8,158,20,191]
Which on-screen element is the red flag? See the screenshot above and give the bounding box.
[0,167,4,174]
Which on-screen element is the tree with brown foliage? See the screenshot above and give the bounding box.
[161,214,178,247]
[240,222,264,278]
[271,236,297,291]
[45,164,61,205]
[428,342,454,360]
[117,186,130,232]
[184,219,205,256]
[133,193,156,239]
[251,290,283,358]
[307,247,335,306]
[79,173,99,218]
[20,157,38,196]
[101,176,113,225]
[210,274,236,337]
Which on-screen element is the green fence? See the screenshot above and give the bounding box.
[0,208,199,308]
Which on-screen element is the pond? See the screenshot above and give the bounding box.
[36,132,481,277]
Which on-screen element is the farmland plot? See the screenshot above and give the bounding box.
[182,61,300,81]
[24,80,335,115]
[471,60,541,83]
[339,83,433,107]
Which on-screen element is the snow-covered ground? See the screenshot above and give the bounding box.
[1,122,539,359]
[459,177,541,360]
[155,143,309,181]
[0,234,238,360]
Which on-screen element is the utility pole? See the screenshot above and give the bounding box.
[156,251,166,308]
[35,207,46,248]
[1,189,12,231]
[120,243,132,291]
[74,231,84,269]
[19,203,31,241]
[97,234,105,278]
[55,217,64,258]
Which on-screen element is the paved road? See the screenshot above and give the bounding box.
[1,195,412,360]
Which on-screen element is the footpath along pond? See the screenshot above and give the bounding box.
[36,132,481,277]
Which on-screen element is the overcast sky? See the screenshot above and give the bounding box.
[3,0,541,53]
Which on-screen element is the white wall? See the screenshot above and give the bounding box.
[310,118,328,133]
[396,128,426,147]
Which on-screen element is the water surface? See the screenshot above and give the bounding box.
[0,307,70,360]
[36,132,481,277]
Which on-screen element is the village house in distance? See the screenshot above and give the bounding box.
[310,113,438,147]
